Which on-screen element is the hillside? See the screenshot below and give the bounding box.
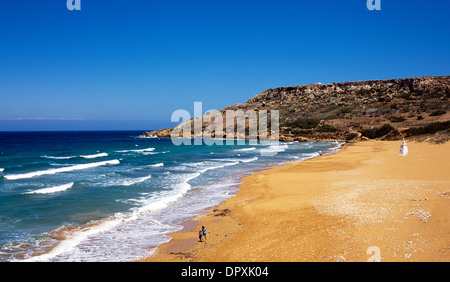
[143,76,450,142]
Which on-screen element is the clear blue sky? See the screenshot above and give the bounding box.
[0,0,449,131]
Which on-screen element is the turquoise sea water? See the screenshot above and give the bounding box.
[0,131,341,261]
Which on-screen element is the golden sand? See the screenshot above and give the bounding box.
[140,140,450,262]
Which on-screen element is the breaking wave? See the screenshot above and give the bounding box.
[5,160,120,180]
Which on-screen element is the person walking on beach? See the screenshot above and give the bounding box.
[202,226,207,241]
[198,230,203,242]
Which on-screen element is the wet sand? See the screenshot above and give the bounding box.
[140,140,450,262]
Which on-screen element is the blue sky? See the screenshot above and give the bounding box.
[0,0,449,131]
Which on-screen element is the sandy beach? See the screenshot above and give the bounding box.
[140,139,450,262]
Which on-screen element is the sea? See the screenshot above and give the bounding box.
[0,131,342,262]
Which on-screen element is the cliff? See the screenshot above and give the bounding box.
[143,76,450,142]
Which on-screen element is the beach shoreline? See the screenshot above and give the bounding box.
[139,139,450,262]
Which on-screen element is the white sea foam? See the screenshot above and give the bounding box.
[148,163,164,167]
[95,173,153,187]
[21,214,127,262]
[234,147,256,152]
[116,148,155,153]
[117,175,152,186]
[240,156,259,163]
[215,157,258,163]
[198,161,240,174]
[25,183,74,195]
[0,168,4,172]
[176,160,242,176]
[80,153,108,159]
[5,159,120,180]
[300,152,320,160]
[41,155,77,160]
[136,172,200,212]
[259,144,288,155]
[141,152,159,155]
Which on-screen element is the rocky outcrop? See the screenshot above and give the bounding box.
[143,76,450,141]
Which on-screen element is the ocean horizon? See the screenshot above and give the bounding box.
[0,130,342,262]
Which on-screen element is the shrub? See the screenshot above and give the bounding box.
[402,121,450,137]
[292,128,313,135]
[390,116,406,123]
[401,93,412,100]
[339,106,353,114]
[346,133,358,141]
[361,124,395,139]
[316,124,337,132]
[286,118,320,129]
[430,110,446,116]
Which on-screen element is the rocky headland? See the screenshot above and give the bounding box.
[143,76,450,142]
